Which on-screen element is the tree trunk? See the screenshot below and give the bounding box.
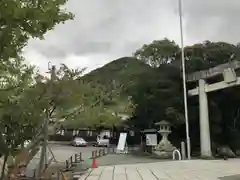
[0,155,8,180]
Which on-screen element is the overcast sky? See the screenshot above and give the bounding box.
[23,0,240,73]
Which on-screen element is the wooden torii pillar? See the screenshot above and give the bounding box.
[187,60,240,158]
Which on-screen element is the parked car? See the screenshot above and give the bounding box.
[24,140,31,147]
[72,137,87,147]
[97,135,109,147]
[15,140,31,150]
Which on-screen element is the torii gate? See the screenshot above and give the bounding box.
[187,60,240,158]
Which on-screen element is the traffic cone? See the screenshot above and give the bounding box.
[92,157,97,168]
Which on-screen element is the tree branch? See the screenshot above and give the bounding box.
[49,105,56,118]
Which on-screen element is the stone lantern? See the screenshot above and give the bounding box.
[156,120,171,144]
[153,120,176,158]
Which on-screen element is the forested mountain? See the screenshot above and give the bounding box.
[83,57,152,93]
[83,39,240,152]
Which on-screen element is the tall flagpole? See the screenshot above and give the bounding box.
[178,0,191,160]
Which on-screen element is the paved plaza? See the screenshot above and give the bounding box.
[79,159,240,180]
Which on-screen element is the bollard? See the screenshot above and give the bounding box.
[95,150,98,158]
[74,154,78,163]
[66,160,69,169]
[92,150,97,159]
[33,169,36,178]
[92,151,94,159]
[79,152,83,161]
[99,149,102,157]
[181,141,186,160]
[70,156,73,167]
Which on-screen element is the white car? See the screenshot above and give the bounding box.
[72,137,87,147]
[16,140,31,149]
[97,136,109,147]
[24,140,31,147]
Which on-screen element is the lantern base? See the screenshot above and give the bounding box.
[153,136,176,159]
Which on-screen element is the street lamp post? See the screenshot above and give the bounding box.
[178,0,191,160]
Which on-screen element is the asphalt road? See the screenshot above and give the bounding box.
[26,144,101,175]
[92,154,164,167]
[47,144,100,162]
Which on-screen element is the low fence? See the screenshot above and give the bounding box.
[65,147,111,170]
[14,146,115,180]
[90,148,108,159]
[65,152,83,170]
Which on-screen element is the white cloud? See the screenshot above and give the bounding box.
[24,48,118,74]
[24,0,240,72]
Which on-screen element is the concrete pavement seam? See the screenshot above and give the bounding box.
[149,168,160,180]
[162,170,174,180]
[112,166,115,180]
[82,168,93,180]
[136,167,144,180]
[97,167,105,180]
[124,167,128,180]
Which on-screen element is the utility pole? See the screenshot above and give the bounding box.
[178,0,191,160]
[38,62,56,176]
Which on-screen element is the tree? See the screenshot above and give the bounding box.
[185,41,240,73]
[134,38,180,67]
[0,57,37,179]
[77,57,151,129]
[61,78,135,129]
[0,0,74,150]
[0,0,73,177]
[0,62,129,178]
[131,38,240,151]
[0,0,73,62]
[128,64,185,130]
